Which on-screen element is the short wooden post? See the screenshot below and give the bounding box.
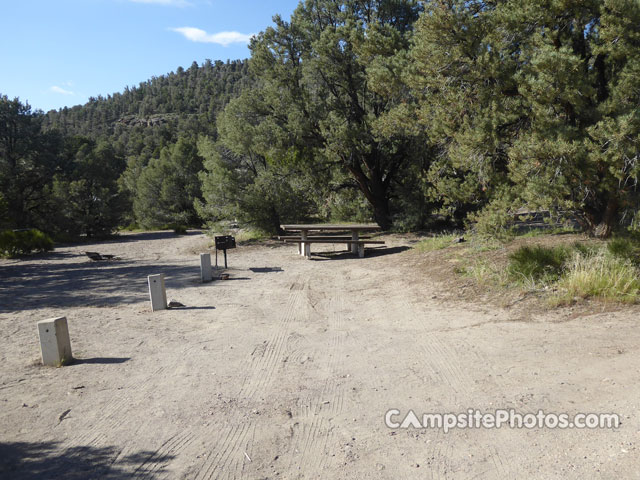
[148,274,167,311]
[37,317,73,367]
[200,253,212,282]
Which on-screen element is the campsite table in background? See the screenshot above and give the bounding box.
[280,224,381,255]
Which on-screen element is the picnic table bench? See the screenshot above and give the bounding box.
[280,224,383,258]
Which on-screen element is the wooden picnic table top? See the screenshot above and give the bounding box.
[281,223,381,231]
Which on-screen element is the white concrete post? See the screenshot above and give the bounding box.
[148,274,167,311]
[200,253,213,283]
[351,230,359,254]
[300,230,308,256]
[358,244,365,258]
[304,242,311,259]
[37,317,73,367]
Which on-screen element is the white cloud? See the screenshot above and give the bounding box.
[170,27,254,46]
[130,0,192,6]
[50,86,75,96]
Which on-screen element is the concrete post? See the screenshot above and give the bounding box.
[37,317,73,367]
[351,230,359,254]
[148,274,167,311]
[304,242,311,259]
[200,253,213,283]
[358,244,365,258]
[300,230,308,256]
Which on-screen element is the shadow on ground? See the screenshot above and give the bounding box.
[0,441,174,479]
[55,230,203,249]
[0,260,200,312]
[249,267,283,273]
[312,246,411,260]
[71,357,131,365]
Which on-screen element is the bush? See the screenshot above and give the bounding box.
[0,229,54,257]
[507,245,570,282]
[607,238,640,264]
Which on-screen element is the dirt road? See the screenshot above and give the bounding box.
[1,231,638,479]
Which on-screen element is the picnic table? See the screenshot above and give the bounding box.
[280,223,383,258]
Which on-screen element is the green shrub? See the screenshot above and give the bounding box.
[172,225,188,235]
[0,229,54,257]
[607,238,640,264]
[507,245,570,282]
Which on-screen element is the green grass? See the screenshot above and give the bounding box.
[417,229,640,305]
[554,251,640,304]
[507,245,570,283]
[414,234,458,252]
[505,239,640,303]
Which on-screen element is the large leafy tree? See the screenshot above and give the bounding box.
[240,0,424,229]
[410,0,640,237]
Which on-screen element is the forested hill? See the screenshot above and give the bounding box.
[0,59,251,240]
[42,59,250,153]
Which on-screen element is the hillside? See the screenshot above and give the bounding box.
[41,59,250,157]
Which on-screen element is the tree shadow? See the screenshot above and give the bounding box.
[0,440,175,479]
[312,246,410,260]
[0,260,201,312]
[55,230,204,249]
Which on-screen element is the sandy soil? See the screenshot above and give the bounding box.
[0,231,639,479]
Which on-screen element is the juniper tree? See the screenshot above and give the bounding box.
[410,0,640,237]
[234,0,424,229]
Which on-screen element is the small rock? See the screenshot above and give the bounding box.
[168,299,185,308]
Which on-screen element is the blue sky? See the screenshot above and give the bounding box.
[1,0,299,113]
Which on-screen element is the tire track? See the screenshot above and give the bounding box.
[131,430,197,479]
[287,292,347,476]
[408,299,514,479]
[193,422,255,480]
[192,277,307,480]
[61,365,168,458]
[238,277,307,400]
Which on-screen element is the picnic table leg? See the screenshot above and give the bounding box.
[300,230,308,256]
[351,230,359,254]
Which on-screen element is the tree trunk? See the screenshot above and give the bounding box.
[592,195,618,239]
[269,204,285,236]
[372,197,392,230]
[345,160,393,230]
